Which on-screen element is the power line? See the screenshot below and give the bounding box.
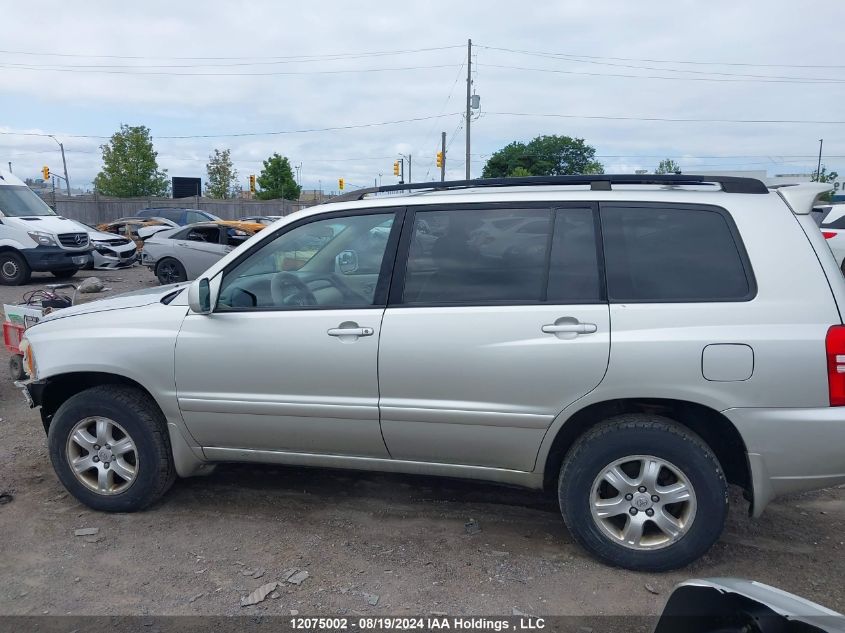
[484,111,845,125]
[0,44,463,62]
[0,113,462,140]
[475,44,845,70]
[0,62,461,77]
[478,63,845,85]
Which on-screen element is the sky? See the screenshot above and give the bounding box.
[1,0,844,194]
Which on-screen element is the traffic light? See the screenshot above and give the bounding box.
[249,175,256,193]
[436,152,443,168]
[393,161,400,176]
[338,178,345,191]
[42,166,50,180]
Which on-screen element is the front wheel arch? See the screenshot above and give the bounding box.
[39,372,163,433]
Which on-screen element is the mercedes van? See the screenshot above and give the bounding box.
[0,170,92,285]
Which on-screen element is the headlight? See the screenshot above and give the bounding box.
[27,231,58,247]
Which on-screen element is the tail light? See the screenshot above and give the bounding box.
[822,231,837,239]
[825,326,845,406]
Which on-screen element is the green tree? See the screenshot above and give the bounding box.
[655,158,681,174]
[256,153,301,200]
[205,148,240,199]
[94,125,169,197]
[814,165,840,201]
[508,166,533,177]
[482,135,603,178]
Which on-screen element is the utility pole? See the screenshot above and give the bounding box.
[465,38,472,180]
[816,139,824,181]
[441,131,447,182]
[408,154,412,184]
[48,135,71,196]
[399,157,405,185]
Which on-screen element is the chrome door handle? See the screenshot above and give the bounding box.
[327,327,374,337]
[541,323,597,334]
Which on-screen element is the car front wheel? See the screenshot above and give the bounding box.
[0,251,32,285]
[47,385,176,512]
[558,414,727,571]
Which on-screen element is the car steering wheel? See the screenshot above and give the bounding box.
[270,272,318,306]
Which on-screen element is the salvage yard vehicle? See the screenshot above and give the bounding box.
[240,215,284,226]
[816,203,845,274]
[86,229,138,270]
[0,169,92,285]
[95,217,178,251]
[135,207,221,226]
[142,220,264,284]
[16,175,845,572]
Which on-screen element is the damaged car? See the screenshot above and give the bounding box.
[85,229,138,270]
[142,220,264,284]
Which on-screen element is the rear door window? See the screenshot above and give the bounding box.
[400,208,552,304]
[601,204,754,302]
[547,208,602,303]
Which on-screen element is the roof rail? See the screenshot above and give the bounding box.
[326,173,769,203]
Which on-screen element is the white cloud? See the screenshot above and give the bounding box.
[1,0,843,190]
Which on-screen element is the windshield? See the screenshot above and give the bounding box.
[0,185,57,217]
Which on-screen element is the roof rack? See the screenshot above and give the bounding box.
[328,173,769,203]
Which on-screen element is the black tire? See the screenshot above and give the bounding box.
[47,385,176,512]
[51,268,78,279]
[559,414,727,572]
[9,354,25,381]
[0,251,32,286]
[155,258,187,285]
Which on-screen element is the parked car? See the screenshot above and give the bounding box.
[0,169,92,285]
[86,229,138,270]
[95,217,179,251]
[816,204,845,273]
[135,207,221,226]
[240,215,284,226]
[142,220,264,284]
[16,175,845,572]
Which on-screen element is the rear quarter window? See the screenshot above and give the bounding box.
[601,203,755,302]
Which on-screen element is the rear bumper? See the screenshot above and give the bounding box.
[723,406,845,516]
[21,246,92,272]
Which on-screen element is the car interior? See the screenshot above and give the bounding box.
[217,214,394,309]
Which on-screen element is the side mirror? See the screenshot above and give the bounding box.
[336,250,359,274]
[188,277,214,314]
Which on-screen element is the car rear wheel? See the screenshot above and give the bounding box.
[51,268,78,279]
[155,258,187,285]
[47,385,176,512]
[0,251,32,286]
[558,414,728,571]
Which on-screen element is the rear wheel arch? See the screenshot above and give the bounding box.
[541,398,751,498]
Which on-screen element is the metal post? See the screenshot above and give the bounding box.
[399,158,404,185]
[441,131,447,182]
[408,154,412,184]
[816,139,824,181]
[51,176,57,209]
[7,161,11,173]
[465,38,472,180]
[59,142,70,196]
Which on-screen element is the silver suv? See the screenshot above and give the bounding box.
[17,175,845,571]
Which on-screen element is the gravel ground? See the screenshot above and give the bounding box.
[0,265,843,617]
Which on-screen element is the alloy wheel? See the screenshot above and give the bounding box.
[65,417,138,495]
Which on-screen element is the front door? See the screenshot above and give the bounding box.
[378,204,610,471]
[175,225,227,279]
[175,210,401,457]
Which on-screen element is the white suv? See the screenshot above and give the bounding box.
[16,175,845,571]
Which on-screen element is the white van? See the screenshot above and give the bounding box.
[0,170,92,285]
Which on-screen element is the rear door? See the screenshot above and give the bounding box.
[377,203,610,471]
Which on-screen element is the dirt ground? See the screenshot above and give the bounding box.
[0,265,843,617]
